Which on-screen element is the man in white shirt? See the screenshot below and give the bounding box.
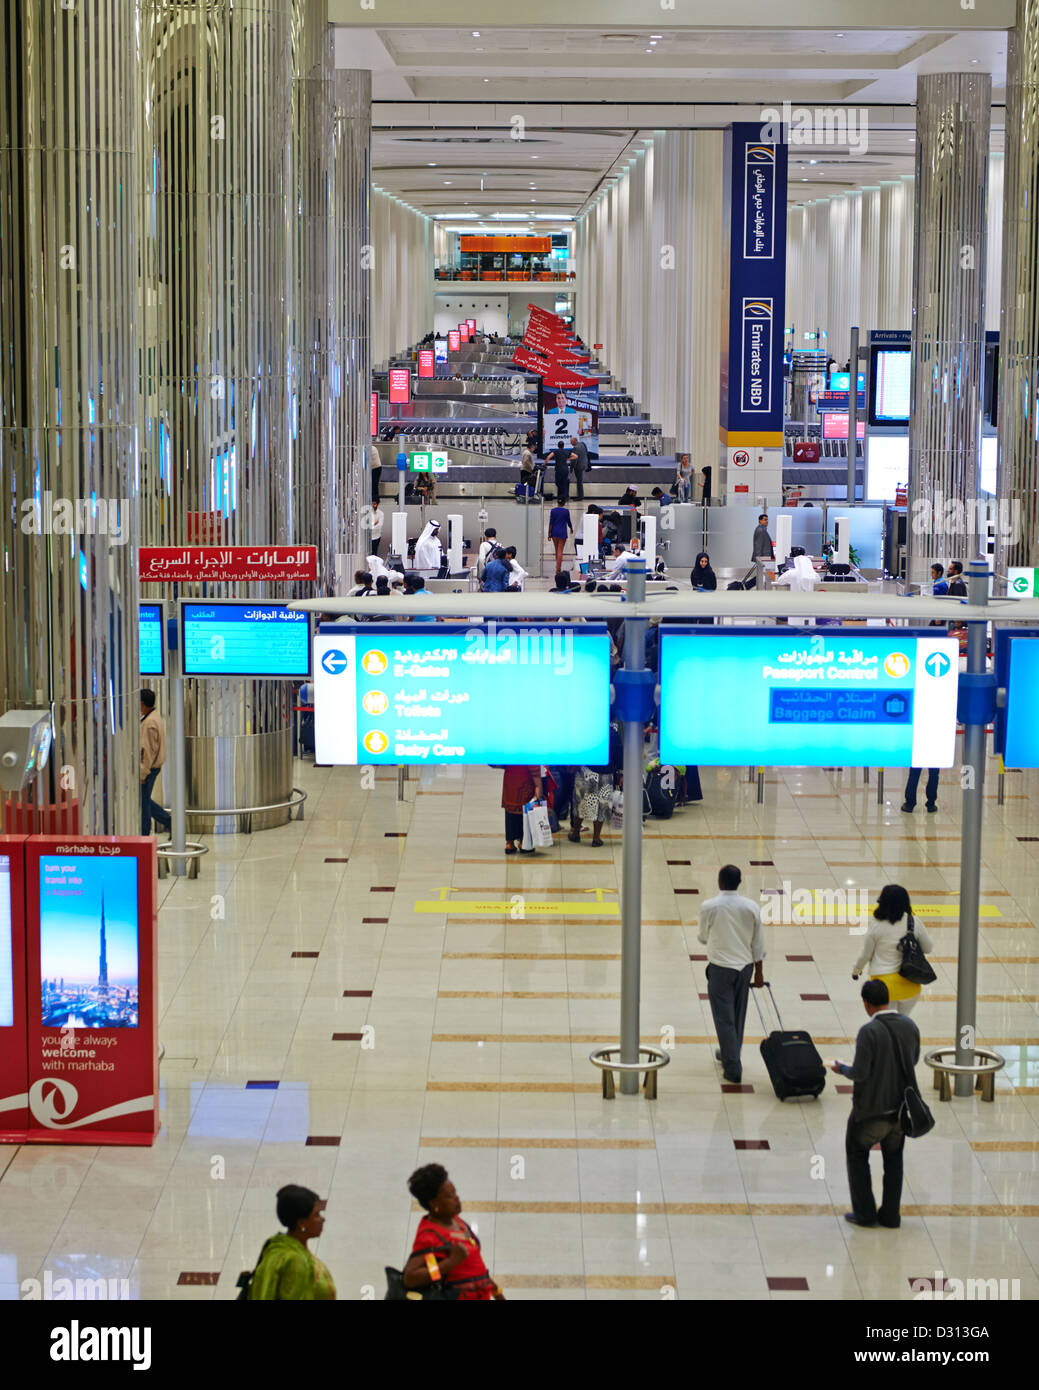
[698,864,766,1082]
[605,541,642,580]
[477,527,497,580]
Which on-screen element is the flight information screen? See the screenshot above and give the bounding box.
[139,604,165,676]
[181,603,311,678]
[870,348,911,423]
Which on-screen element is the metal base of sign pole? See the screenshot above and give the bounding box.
[748,766,755,784]
[997,770,1005,807]
[756,769,765,804]
[877,768,884,806]
[863,767,870,785]
[619,562,647,1096]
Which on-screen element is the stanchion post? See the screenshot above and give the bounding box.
[997,755,1005,807]
[171,667,187,878]
[954,559,994,1097]
[619,559,648,1095]
[876,767,884,806]
[756,768,765,804]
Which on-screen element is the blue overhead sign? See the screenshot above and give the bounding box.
[313,623,611,765]
[181,602,312,679]
[994,629,1039,767]
[659,628,960,767]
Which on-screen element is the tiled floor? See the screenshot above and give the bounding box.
[2,740,1038,1301]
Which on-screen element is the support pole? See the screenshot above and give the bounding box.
[756,768,765,804]
[954,559,990,1096]
[877,768,884,806]
[619,559,647,1095]
[997,755,1005,807]
[171,671,187,877]
[847,326,859,502]
[863,767,870,785]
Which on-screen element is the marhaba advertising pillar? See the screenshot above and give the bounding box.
[0,0,141,835]
[996,0,1039,574]
[139,0,311,829]
[906,73,991,586]
[719,123,788,505]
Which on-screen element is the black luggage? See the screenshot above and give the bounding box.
[754,983,826,1100]
[645,767,676,819]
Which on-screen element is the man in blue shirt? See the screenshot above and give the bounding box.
[403,572,437,621]
[481,548,512,593]
[930,563,949,596]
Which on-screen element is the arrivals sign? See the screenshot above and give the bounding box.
[313,624,611,765]
[659,628,959,768]
[721,124,788,444]
[388,367,411,404]
[140,546,317,584]
[18,836,159,1145]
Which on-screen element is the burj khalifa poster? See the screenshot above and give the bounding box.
[39,856,140,1029]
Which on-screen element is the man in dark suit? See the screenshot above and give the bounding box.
[829,979,921,1228]
[550,443,571,502]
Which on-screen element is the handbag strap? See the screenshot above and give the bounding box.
[874,1013,915,1091]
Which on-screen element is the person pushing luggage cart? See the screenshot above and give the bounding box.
[698,864,765,1084]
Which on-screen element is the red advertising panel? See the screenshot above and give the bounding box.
[388,367,411,404]
[512,346,551,376]
[140,546,317,584]
[448,330,461,352]
[417,349,435,379]
[0,836,29,1142]
[459,323,469,343]
[466,318,476,336]
[371,390,379,436]
[821,412,865,441]
[24,837,159,1145]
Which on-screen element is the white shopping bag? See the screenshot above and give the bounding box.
[610,787,624,830]
[523,798,553,849]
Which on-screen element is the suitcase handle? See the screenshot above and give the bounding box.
[751,980,784,1033]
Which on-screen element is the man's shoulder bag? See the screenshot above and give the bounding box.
[876,1014,935,1139]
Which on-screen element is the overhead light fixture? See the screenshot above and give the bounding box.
[472,30,480,37]
[443,180,452,184]
[428,162,437,167]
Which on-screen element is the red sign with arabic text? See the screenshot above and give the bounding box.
[140,547,318,583]
[371,391,378,436]
[417,349,435,378]
[388,368,411,404]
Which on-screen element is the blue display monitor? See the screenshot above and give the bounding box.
[181,602,312,679]
[829,371,866,394]
[313,623,611,765]
[139,603,165,676]
[868,346,911,425]
[659,628,959,767]
[994,628,1039,766]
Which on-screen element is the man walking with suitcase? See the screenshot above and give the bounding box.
[829,979,921,1228]
[698,864,765,1083]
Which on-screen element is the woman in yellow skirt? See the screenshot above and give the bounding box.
[852,884,934,1015]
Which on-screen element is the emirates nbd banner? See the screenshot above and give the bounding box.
[720,123,788,446]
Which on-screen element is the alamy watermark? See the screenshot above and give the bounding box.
[20,493,129,545]
[759,102,869,157]
[911,1270,1020,1300]
[463,621,573,677]
[911,492,1020,543]
[761,881,870,932]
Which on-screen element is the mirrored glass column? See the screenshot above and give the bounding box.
[907,73,991,584]
[996,0,1039,573]
[0,0,140,833]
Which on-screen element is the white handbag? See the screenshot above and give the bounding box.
[523,798,553,850]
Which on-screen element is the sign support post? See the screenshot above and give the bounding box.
[847,325,859,502]
[170,664,187,878]
[619,560,648,1094]
[954,559,995,1096]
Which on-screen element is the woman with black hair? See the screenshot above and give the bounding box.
[403,1165,503,1299]
[690,552,717,591]
[247,1185,336,1299]
[851,885,935,1015]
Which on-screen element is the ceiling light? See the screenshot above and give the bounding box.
[428,162,437,167]
[835,32,845,37]
[646,48,652,53]
[650,34,663,39]
[472,30,480,37]
[809,159,817,165]
[483,78,489,82]
[443,180,452,184]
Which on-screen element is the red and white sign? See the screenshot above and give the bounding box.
[734,484,750,493]
[23,836,159,1146]
[593,343,603,350]
[417,349,435,379]
[732,450,751,467]
[459,323,470,343]
[388,367,411,404]
[448,330,461,352]
[512,345,551,376]
[140,546,318,584]
[370,390,378,437]
[0,836,29,1141]
[466,318,476,336]
[821,413,865,441]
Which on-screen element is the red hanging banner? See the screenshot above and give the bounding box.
[140,546,318,583]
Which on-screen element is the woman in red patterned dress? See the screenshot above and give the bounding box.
[403,1164,504,1300]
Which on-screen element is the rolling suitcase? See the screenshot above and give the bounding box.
[754,983,826,1100]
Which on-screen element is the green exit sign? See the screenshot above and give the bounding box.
[1008,567,1039,597]
[410,450,449,473]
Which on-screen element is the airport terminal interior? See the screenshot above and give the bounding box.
[4,0,1039,1320]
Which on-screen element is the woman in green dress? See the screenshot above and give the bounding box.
[248,1185,336,1300]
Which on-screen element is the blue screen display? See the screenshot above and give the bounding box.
[314,623,611,765]
[998,633,1039,767]
[139,604,164,676]
[39,855,139,1029]
[182,603,311,678]
[659,628,959,768]
[829,372,866,393]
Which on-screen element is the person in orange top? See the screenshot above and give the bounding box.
[403,1165,504,1300]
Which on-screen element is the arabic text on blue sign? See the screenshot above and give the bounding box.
[181,603,311,678]
[314,623,610,766]
[139,604,165,677]
[658,628,959,768]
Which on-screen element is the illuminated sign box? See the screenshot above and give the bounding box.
[370,390,378,436]
[410,451,449,474]
[313,624,611,765]
[659,628,959,767]
[417,349,435,378]
[24,836,158,1145]
[821,413,865,441]
[388,367,411,404]
[448,330,460,352]
[139,603,165,676]
[995,629,1039,767]
[181,602,312,679]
